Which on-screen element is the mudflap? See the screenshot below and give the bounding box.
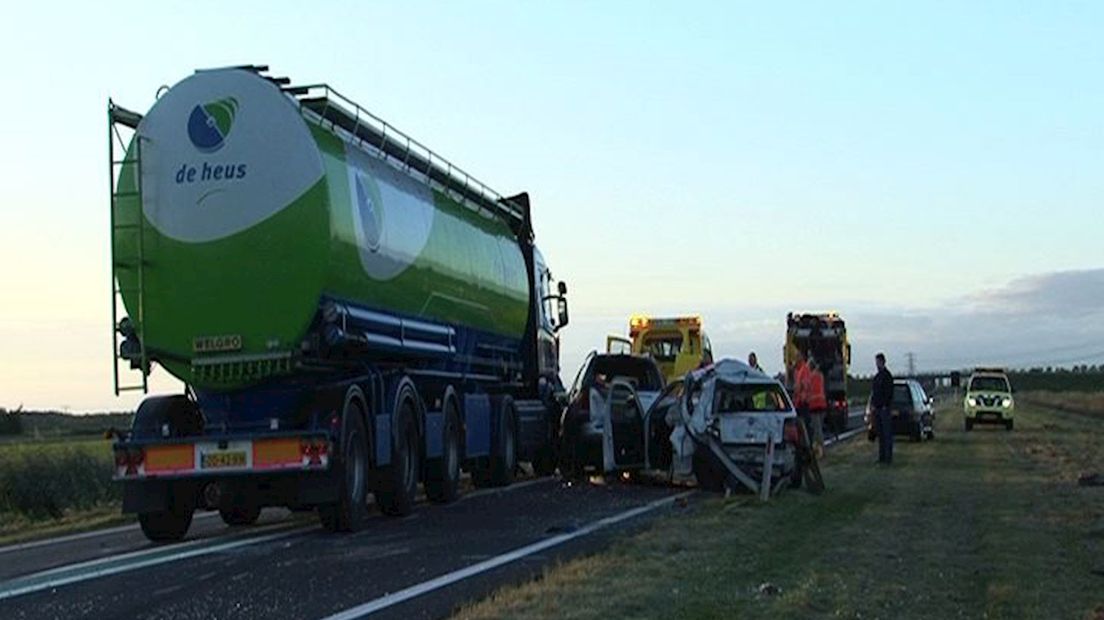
[295,472,341,506]
[122,480,173,514]
[122,479,201,514]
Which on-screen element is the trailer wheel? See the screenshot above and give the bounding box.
[377,399,419,516]
[489,397,518,487]
[319,402,369,532]
[139,497,194,543]
[426,403,461,504]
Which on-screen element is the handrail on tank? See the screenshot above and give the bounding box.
[287,82,528,232]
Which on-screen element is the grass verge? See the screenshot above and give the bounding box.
[0,438,125,545]
[457,401,1104,619]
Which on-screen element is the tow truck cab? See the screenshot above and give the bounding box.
[627,315,713,385]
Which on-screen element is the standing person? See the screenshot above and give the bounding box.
[807,358,828,457]
[792,351,811,431]
[871,353,895,464]
[747,351,763,372]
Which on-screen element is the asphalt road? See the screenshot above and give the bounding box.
[0,408,864,620]
[0,478,690,620]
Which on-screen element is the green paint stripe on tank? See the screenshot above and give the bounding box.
[311,124,529,339]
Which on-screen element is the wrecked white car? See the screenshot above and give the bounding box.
[561,357,820,496]
[664,360,818,495]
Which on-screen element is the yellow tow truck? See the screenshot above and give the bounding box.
[609,315,714,384]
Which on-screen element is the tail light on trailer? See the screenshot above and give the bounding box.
[299,438,330,467]
[115,447,146,476]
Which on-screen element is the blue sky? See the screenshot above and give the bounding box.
[0,2,1102,410]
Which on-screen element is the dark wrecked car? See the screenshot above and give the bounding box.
[558,352,666,479]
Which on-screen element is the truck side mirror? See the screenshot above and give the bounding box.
[558,281,567,296]
[556,297,569,331]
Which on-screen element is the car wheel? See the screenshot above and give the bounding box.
[692,450,724,493]
[965,419,974,432]
[1005,419,1014,431]
[139,488,194,543]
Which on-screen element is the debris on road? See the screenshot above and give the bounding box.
[1078,473,1104,487]
[756,582,783,597]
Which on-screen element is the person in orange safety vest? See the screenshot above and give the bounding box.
[807,358,828,457]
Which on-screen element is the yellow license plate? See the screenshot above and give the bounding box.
[201,451,247,469]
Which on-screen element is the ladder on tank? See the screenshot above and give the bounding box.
[108,100,149,394]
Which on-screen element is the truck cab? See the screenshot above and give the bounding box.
[627,315,713,384]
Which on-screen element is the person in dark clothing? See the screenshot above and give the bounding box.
[870,352,895,464]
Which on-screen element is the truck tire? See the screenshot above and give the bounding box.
[132,395,203,440]
[965,419,974,432]
[489,397,518,487]
[425,403,461,504]
[319,400,369,532]
[377,398,419,516]
[1005,419,1014,431]
[475,397,518,487]
[139,495,194,543]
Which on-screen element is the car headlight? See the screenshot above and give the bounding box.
[1001,398,1012,408]
[967,397,977,406]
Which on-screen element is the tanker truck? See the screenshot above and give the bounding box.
[107,65,570,541]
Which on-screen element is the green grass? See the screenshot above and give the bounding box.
[0,437,123,544]
[457,401,1104,619]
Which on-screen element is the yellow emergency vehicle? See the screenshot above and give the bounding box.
[621,315,713,384]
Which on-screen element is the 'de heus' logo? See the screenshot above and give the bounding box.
[187,97,238,152]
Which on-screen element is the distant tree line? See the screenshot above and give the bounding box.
[0,408,132,438]
[0,407,23,435]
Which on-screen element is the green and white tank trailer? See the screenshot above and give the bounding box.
[108,65,570,541]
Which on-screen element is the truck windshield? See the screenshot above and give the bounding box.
[970,376,1010,392]
[715,383,790,413]
[643,335,683,360]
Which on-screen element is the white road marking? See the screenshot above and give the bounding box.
[319,490,696,620]
[0,524,310,602]
[0,477,554,557]
[0,512,219,556]
[0,476,555,601]
[320,415,864,618]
